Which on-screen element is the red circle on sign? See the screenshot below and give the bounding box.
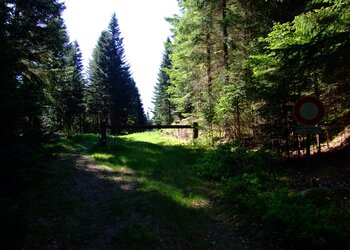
[294,96,325,125]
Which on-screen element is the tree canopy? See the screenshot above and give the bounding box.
[155,0,349,153]
[152,38,174,125]
[0,0,68,148]
[0,6,146,153]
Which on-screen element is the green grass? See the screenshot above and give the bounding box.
[87,132,218,248]
[90,132,209,207]
[5,131,237,249]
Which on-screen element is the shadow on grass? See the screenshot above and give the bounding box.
[8,133,244,249]
[89,136,208,195]
[84,135,228,249]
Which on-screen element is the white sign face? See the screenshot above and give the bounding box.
[300,102,319,120]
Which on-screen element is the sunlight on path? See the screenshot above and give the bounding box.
[66,132,251,249]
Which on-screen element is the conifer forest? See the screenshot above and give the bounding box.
[1,0,350,249]
[0,1,146,150]
[153,0,349,153]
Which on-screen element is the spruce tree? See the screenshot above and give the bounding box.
[128,78,147,125]
[70,41,86,132]
[86,13,146,131]
[107,13,131,127]
[54,40,85,133]
[0,0,68,148]
[86,31,112,129]
[152,38,174,125]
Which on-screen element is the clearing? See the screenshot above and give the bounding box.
[16,132,250,249]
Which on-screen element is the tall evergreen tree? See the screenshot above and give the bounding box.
[53,40,85,133]
[129,78,147,126]
[152,38,174,125]
[0,0,68,148]
[86,13,146,131]
[86,31,112,128]
[107,13,133,126]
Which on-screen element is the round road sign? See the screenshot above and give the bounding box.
[294,96,325,125]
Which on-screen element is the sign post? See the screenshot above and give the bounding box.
[294,96,325,161]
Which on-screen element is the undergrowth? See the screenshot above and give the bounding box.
[195,142,350,249]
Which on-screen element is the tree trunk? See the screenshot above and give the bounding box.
[222,0,229,83]
[206,32,212,92]
[236,102,241,140]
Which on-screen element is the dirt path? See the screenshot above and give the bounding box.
[55,154,251,249]
[68,155,141,249]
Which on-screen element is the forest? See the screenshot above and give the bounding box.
[0,0,146,154]
[1,0,350,249]
[153,0,349,153]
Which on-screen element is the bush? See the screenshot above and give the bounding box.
[196,143,276,179]
[224,173,266,213]
[196,144,240,179]
[225,182,350,249]
[196,142,349,248]
[262,189,350,249]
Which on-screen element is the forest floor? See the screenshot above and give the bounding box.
[282,125,350,192]
[6,132,250,249]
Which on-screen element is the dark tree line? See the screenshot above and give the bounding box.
[0,1,146,155]
[153,0,349,154]
[0,0,68,150]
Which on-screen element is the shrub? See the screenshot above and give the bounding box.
[195,143,238,179]
[196,142,349,248]
[224,173,265,213]
[224,180,350,248]
[262,189,350,249]
[196,143,276,179]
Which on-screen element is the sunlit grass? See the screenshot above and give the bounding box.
[121,131,188,145]
[28,131,220,249]
[1,132,221,249]
[139,178,210,208]
[88,131,210,209]
[43,133,99,156]
[91,153,114,161]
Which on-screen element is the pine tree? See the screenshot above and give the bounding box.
[152,38,174,125]
[54,40,85,133]
[129,78,147,126]
[0,0,68,148]
[107,13,131,127]
[86,31,112,129]
[69,41,86,132]
[86,13,146,131]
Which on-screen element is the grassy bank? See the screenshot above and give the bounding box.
[196,142,350,249]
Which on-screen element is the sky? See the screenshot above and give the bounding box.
[62,0,180,115]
